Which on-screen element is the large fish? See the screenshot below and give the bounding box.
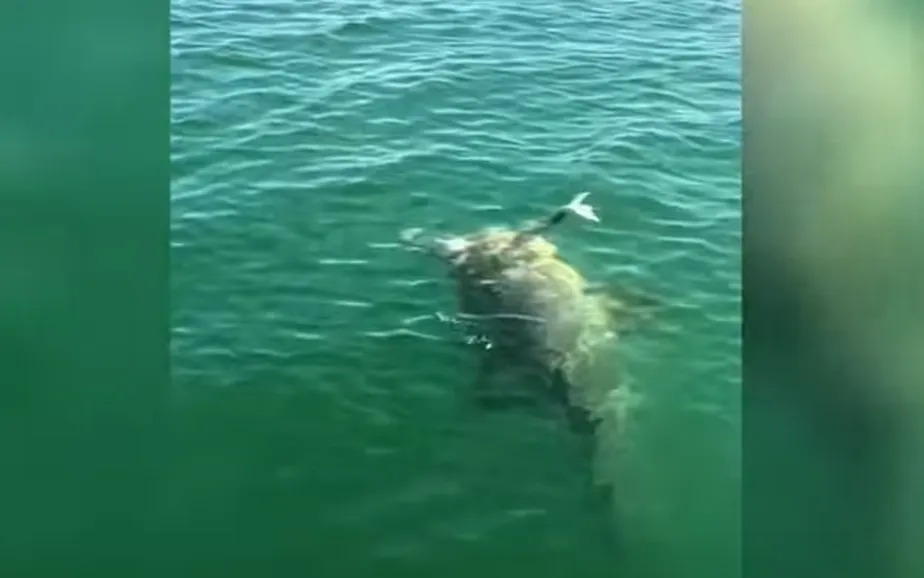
[402,193,651,432]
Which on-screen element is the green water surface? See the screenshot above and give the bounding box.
[170,1,740,576]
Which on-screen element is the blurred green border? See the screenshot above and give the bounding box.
[745,2,923,578]
[2,0,921,576]
[0,2,169,575]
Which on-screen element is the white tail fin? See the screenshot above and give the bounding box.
[564,192,600,223]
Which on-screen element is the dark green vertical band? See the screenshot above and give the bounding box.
[0,1,169,575]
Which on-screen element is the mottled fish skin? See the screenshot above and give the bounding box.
[440,227,621,429]
[403,194,625,430]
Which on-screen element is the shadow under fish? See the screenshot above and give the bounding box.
[401,193,657,437]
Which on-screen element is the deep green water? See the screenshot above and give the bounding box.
[170,1,740,576]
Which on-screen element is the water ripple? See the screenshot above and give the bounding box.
[172,0,740,567]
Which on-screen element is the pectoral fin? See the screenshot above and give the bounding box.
[590,284,664,334]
